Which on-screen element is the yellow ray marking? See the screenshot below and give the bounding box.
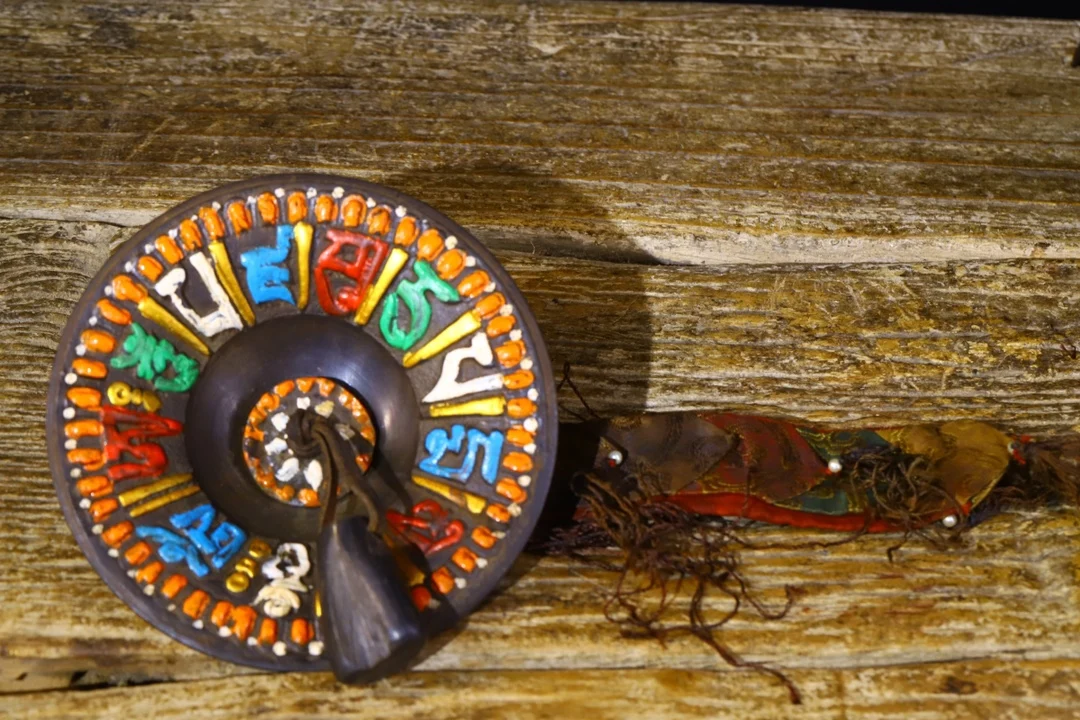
[140,301,210,355]
[294,221,313,310]
[118,473,193,507]
[128,484,200,518]
[208,241,256,326]
[114,274,209,355]
[402,309,482,368]
[411,474,487,514]
[428,395,507,418]
[354,247,408,325]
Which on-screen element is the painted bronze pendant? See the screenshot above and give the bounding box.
[47,175,556,676]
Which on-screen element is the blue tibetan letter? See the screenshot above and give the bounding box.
[241,224,295,304]
[419,424,504,484]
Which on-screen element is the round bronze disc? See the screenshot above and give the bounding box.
[47,174,556,671]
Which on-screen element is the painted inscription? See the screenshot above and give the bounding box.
[419,424,504,484]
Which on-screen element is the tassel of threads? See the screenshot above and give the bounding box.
[549,472,803,705]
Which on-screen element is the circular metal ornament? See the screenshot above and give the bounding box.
[47,174,557,671]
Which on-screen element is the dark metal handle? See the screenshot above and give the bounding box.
[316,514,425,683]
[295,411,425,683]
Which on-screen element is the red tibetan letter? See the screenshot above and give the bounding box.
[314,229,389,315]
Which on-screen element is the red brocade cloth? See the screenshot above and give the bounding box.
[619,413,1005,532]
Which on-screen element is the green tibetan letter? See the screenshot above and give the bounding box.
[379,261,459,351]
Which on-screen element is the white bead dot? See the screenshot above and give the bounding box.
[476,558,489,568]
[942,515,959,528]
[510,330,523,341]
[63,407,75,419]
[523,418,538,432]
[445,236,458,249]
[527,389,539,401]
[144,243,155,254]
[211,201,221,211]
[92,524,103,534]
[274,188,285,198]
[107,549,119,558]
[218,626,232,637]
[464,255,476,267]
[365,197,376,208]
[126,570,137,578]
[70,468,82,478]
[143,585,155,595]
[827,458,843,474]
[193,620,204,630]
[273,641,287,656]
[66,439,77,450]
[484,282,496,293]
[247,637,258,646]
[520,358,533,371]
[167,604,176,612]
[79,499,90,509]
[247,195,257,204]
[394,206,406,217]
[64,373,77,385]
[332,187,344,199]
[454,577,467,589]
[190,215,199,222]
[309,641,325,656]
[524,443,537,455]
[306,187,317,198]
[518,475,532,487]
[88,316,98,326]
[103,285,113,297]
[124,262,135,273]
[168,229,178,239]
[508,503,522,517]
[493,531,506,539]
[607,449,624,466]
[75,345,86,356]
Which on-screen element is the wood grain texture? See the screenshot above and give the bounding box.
[9,660,1080,720]
[2,0,1080,716]
[0,0,1078,264]
[3,217,1080,715]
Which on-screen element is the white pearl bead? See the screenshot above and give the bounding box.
[942,515,959,528]
[607,449,624,466]
[827,458,843,474]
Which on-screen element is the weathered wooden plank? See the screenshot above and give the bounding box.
[8,659,1080,719]
[3,217,1080,702]
[507,254,1080,429]
[3,1,1080,714]
[0,0,1076,264]
[4,217,1079,430]
[6,510,1080,679]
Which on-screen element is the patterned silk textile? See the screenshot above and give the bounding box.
[559,413,1070,532]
